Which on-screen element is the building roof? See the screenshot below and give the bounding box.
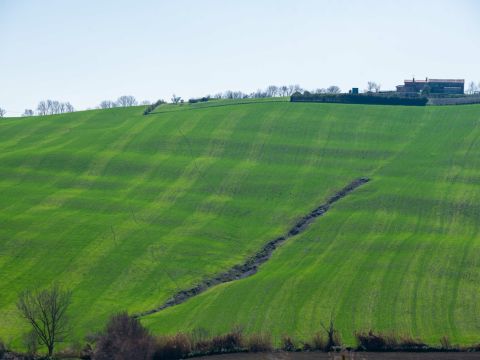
[405,80,427,84]
[428,79,464,84]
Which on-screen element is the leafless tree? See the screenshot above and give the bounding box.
[367,81,381,93]
[116,95,137,107]
[315,88,327,94]
[94,312,154,360]
[46,100,56,114]
[64,102,74,113]
[23,109,34,116]
[467,81,478,95]
[213,93,222,99]
[37,101,48,115]
[326,85,341,94]
[99,100,116,109]
[17,284,72,357]
[279,85,289,97]
[171,94,182,104]
[321,315,341,350]
[251,89,267,98]
[266,85,279,97]
[0,108,6,117]
[140,100,151,105]
[288,84,303,95]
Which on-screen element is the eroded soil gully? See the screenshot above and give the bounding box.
[135,177,370,318]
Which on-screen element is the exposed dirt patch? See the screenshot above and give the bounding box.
[135,177,370,318]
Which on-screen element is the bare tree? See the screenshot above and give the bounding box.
[326,85,341,94]
[0,108,6,117]
[266,85,279,97]
[17,284,72,357]
[171,94,182,104]
[46,100,55,114]
[94,312,154,360]
[367,81,381,93]
[279,85,289,97]
[251,89,267,98]
[140,100,151,105]
[288,84,303,95]
[116,95,137,107]
[213,93,222,99]
[99,100,116,109]
[23,109,34,116]
[321,315,341,351]
[37,101,48,115]
[467,81,478,95]
[64,102,74,113]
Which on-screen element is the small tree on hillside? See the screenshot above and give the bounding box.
[17,283,72,357]
[99,100,116,109]
[0,108,6,117]
[94,312,154,360]
[467,81,478,95]
[266,85,279,97]
[23,109,34,117]
[116,95,137,107]
[64,102,75,113]
[321,315,341,350]
[326,85,341,94]
[367,81,381,93]
[171,94,182,104]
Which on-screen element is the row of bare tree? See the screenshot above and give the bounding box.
[36,100,75,116]
[169,84,343,105]
[98,95,149,109]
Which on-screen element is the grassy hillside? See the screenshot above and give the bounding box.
[1,101,480,347]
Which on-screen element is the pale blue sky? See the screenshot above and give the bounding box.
[1,0,479,115]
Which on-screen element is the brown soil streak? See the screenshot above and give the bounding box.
[135,177,370,318]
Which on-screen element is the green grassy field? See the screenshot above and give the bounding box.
[1,101,480,347]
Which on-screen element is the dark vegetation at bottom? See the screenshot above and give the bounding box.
[3,313,480,360]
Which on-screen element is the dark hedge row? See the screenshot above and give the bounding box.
[188,96,210,104]
[143,99,166,115]
[291,93,428,106]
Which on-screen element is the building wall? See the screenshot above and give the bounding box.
[397,80,464,94]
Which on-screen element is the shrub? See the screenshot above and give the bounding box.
[321,318,341,351]
[355,330,397,351]
[189,328,211,355]
[440,335,451,350]
[188,97,210,104]
[309,332,326,351]
[143,99,166,115]
[398,335,427,350]
[80,343,94,359]
[245,333,272,352]
[22,330,38,357]
[210,330,244,353]
[0,339,5,358]
[152,333,191,360]
[93,312,154,360]
[281,335,297,351]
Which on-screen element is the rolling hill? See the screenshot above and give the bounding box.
[1,100,480,347]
